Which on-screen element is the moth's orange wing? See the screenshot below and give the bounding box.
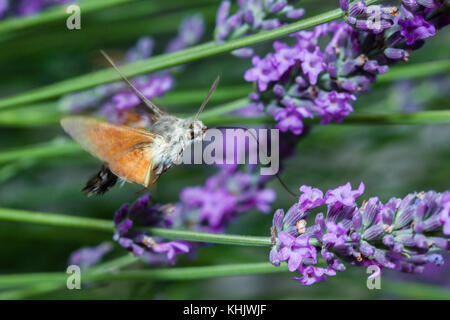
[61,116,159,186]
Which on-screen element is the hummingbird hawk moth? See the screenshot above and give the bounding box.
[61,51,219,196]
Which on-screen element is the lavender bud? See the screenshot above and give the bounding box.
[384,48,407,60]
[244,10,254,24]
[382,234,395,247]
[374,249,396,269]
[284,203,305,226]
[232,47,254,58]
[349,1,366,16]
[351,232,362,243]
[315,212,326,230]
[321,248,334,262]
[414,221,425,233]
[414,234,428,249]
[347,16,357,24]
[394,194,416,228]
[360,240,376,256]
[295,76,307,88]
[363,224,384,240]
[273,84,285,97]
[341,80,358,92]
[216,0,230,26]
[395,234,415,247]
[327,63,338,78]
[422,215,442,231]
[355,20,370,30]
[341,60,358,76]
[340,0,349,11]
[392,243,404,253]
[261,19,281,30]
[286,8,305,19]
[249,92,260,102]
[381,207,394,225]
[272,209,284,231]
[362,197,380,227]
[394,207,415,229]
[270,1,286,13]
[352,210,363,230]
[270,247,281,266]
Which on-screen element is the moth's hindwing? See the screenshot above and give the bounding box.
[61,116,159,187]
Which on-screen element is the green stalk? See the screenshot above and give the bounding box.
[0,207,272,247]
[0,0,138,35]
[377,59,450,83]
[0,255,139,299]
[1,261,449,299]
[0,1,380,110]
[0,109,449,164]
[0,263,289,287]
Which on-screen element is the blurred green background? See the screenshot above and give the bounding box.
[0,0,449,299]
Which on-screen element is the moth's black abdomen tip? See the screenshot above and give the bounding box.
[82,164,118,196]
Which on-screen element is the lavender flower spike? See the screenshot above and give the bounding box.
[270,183,450,286]
[241,1,448,135]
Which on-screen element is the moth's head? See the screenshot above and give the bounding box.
[185,118,207,141]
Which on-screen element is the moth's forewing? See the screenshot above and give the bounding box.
[61,116,159,186]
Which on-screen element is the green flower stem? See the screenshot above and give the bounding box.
[0,263,288,287]
[377,59,450,83]
[0,140,81,165]
[0,109,449,164]
[1,261,449,299]
[0,0,138,35]
[0,207,272,247]
[0,255,140,299]
[0,0,380,110]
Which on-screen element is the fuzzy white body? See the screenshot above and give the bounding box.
[149,115,206,175]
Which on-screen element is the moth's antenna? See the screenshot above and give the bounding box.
[195,75,220,121]
[100,50,164,117]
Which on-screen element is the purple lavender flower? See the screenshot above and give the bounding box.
[0,0,8,19]
[165,14,205,53]
[68,242,112,270]
[214,0,305,55]
[0,0,74,19]
[277,232,317,272]
[242,1,447,135]
[270,183,450,285]
[398,14,436,45]
[179,165,276,233]
[324,182,365,208]
[112,194,190,265]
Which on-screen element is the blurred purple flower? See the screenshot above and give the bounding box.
[68,242,112,270]
[112,194,190,265]
[215,0,305,49]
[165,14,205,53]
